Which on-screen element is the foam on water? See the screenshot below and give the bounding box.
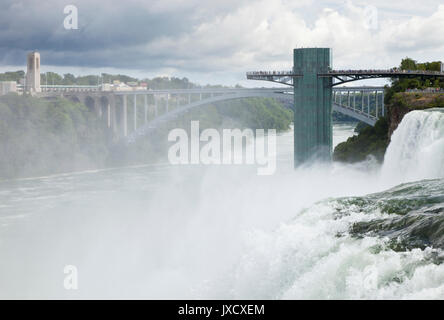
[205,195,444,299]
[200,110,444,299]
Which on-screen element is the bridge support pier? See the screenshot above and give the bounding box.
[361,92,364,112]
[375,91,378,117]
[109,96,117,134]
[107,103,111,128]
[154,96,158,116]
[144,94,148,125]
[123,94,128,137]
[134,95,137,131]
[367,94,370,115]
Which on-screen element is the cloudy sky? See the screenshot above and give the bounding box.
[0,0,443,86]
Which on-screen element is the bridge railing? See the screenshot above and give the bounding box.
[41,85,101,92]
[247,69,444,78]
[246,70,296,77]
[327,69,444,76]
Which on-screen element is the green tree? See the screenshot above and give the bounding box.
[0,71,25,82]
[400,58,417,70]
[63,73,76,85]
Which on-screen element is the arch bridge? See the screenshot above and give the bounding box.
[38,86,384,144]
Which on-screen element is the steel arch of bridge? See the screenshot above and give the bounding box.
[37,86,385,143]
[125,88,294,143]
[125,87,384,143]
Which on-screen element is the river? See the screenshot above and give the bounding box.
[0,113,443,299]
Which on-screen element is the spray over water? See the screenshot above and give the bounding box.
[0,112,443,299]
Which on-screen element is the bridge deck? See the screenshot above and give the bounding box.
[247,69,444,78]
[247,69,444,86]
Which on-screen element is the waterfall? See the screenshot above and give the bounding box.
[381,108,444,185]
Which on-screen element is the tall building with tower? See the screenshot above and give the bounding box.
[25,51,41,93]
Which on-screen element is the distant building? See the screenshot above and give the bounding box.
[0,81,17,95]
[113,82,132,91]
[25,51,41,93]
[103,82,148,91]
[101,83,112,91]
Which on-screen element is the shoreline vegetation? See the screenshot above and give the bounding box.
[333,58,444,163]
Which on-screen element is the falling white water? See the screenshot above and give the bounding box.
[381,109,444,186]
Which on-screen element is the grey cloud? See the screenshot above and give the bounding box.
[0,0,443,82]
[0,0,207,70]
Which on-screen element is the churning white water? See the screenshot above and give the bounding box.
[0,115,443,299]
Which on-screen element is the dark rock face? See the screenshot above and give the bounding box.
[387,99,410,138]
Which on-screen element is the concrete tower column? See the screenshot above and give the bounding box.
[293,48,332,166]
